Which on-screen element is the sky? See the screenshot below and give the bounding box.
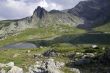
[0,0,85,20]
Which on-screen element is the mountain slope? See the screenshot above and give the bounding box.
[0,0,110,47]
[1,0,110,35]
[94,22,110,32]
[68,0,110,29]
[0,6,84,38]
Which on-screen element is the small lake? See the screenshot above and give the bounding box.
[2,42,37,49]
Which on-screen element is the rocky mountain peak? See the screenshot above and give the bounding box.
[33,6,47,19]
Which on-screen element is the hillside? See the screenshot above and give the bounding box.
[0,25,85,47]
[0,6,86,48]
[68,0,110,29]
[94,22,110,32]
[0,6,84,39]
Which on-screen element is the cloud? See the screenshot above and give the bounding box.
[0,0,85,20]
[0,16,5,20]
[0,0,39,20]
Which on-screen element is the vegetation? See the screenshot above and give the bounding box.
[94,22,110,32]
[0,20,110,73]
[0,47,49,71]
[0,24,85,47]
[0,42,108,72]
[53,43,78,53]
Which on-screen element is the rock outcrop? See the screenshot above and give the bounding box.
[70,68,80,73]
[29,58,64,73]
[33,6,47,19]
[0,62,23,73]
[7,66,23,73]
[0,69,5,73]
[0,59,65,73]
[43,49,60,57]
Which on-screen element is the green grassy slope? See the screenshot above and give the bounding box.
[94,22,110,32]
[0,24,85,47]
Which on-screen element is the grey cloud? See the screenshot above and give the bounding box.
[0,0,85,20]
[46,0,84,9]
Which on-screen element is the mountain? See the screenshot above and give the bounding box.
[0,0,110,46]
[0,6,84,37]
[31,6,83,27]
[1,0,110,36]
[0,6,86,47]
[68,0,110,29]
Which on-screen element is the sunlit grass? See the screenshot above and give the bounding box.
[0,24,85,47]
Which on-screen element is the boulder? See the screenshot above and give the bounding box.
[7,66,23,73]
[82,53,95,59]
[92,45,98,49]
[70,68,80,73]
[0,69,6,73]
[74,58,91,66]
[43,50,60,57]
[0,63,6,68]
[45,59,64,73]
[6,62,14,67]
[26,50,31,53]
[29,58,64,73]
[13,54,20,58]
[55,61,65,68]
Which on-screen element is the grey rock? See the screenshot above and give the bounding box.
[74,58,91,66]
[70,68,80,73]
[82,53,95,59]
[34,6,47,19]
[7,66,23,73]
[43,50,60,57]
[29,58,64,73]
[0,63,6,68]
[0,69,6,73]
[6,62,14,67]
[13,54,20,58]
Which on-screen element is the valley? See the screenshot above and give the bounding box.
[0,0,110,73]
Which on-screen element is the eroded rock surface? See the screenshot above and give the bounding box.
[29,58,64,73]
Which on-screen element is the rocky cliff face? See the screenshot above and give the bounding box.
[68,0,110,29]
[34,6,47,19]
[31,6,83,28]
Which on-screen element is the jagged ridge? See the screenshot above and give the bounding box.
[0,6,83,37]
[68,0,110,29]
